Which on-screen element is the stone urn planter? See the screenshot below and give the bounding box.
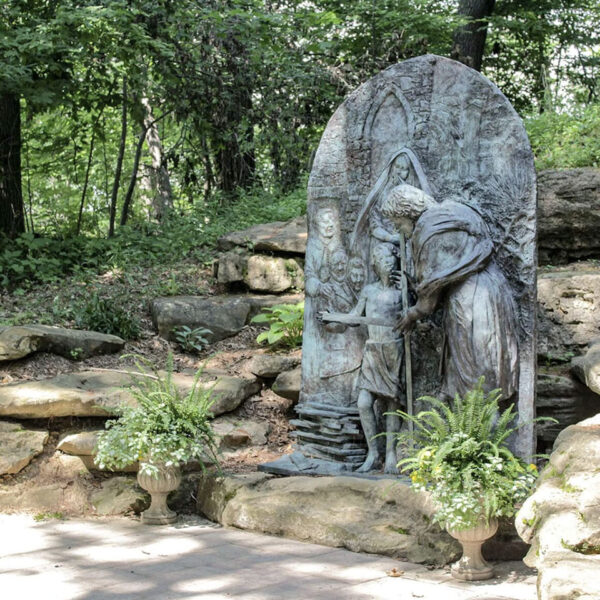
[447,518,498,581]
[137,463,182,525]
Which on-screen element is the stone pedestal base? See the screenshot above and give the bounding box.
[448,519,498,581]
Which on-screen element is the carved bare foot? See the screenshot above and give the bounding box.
[384,455,399,475]
[357,451,381,473]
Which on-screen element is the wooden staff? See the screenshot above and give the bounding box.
[399,232,414,432]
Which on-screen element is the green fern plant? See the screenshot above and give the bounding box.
[94,353,219,477]
[393,377,545,531]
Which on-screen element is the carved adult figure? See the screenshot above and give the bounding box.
[305,206,341,304]
[382,183,519,400]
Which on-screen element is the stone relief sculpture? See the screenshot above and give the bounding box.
[260,54,537,476]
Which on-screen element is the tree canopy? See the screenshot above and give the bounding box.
[0,0,598,248]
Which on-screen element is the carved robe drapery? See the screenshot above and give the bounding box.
[411,200,519,399]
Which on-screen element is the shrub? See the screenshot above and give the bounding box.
[251,302,304,349]
[73,291,141,340]
[525,104,600,169]
[174,326,212,354]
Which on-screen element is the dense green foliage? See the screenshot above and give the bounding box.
[0,185,305,288]
[526,104,600,169]
[95,354,219,477]
[251,302,304,350]
[394,379,540,530]
[1,1,599,289]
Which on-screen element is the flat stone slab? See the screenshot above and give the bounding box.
[217,215,307,255]
[0,325,124,361]
[151,293,303,342]
[196,471,460,565]
[0,421,48,475]
[0,370,260,419]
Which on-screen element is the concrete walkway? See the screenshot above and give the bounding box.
[0,513,536,600]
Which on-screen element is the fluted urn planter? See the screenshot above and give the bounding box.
[447,518,498,581]
[137,463,182,525]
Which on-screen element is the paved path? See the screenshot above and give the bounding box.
[0,513,536,600]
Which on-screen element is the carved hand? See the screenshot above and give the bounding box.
[394,308,419,334]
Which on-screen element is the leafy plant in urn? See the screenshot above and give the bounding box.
[95,354,219,524]
[393,377,541,581]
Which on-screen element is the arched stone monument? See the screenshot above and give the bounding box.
[261,54,536,476]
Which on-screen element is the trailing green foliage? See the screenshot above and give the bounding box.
[174,326,212,354]
[394,378,544,531]
[525,104,600,169]
[251,302,304,350]
[73,291,140,340]
[94,354,219,477]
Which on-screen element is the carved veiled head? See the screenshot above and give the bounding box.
[389,153,411,186]
[382,183,435,233]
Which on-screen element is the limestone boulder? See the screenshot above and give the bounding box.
[57,430,100,456]
[203,374,262,416]
[151,295,251,342]
[151,293,304,342]
[0,369,260,419]
[537,168,600,265]
[211,416,270,450]
[90,477,149,516]
[197,472,460,565]
[218,252,305,292]
[244,255,304,293]
[571,342,600,395]
[0,325,124,361]
[536,371,600,452]
[216,250,247,285]
[537,267,600,361]
[217,216,307,255]
[516,414,600,600]
[246,353,301,379]
[0,421,48,475]
[272,366,301,401]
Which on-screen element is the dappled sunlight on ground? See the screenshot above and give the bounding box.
[0,513,536,600]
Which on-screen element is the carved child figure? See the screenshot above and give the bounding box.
[350,243,404,473]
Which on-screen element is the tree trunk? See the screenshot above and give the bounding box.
[120,127,147,226]
[76,129,96,236]
[0,93,25,238]
[216,32,255,194]
[450,0,496,72]
[140,97,173,221]
[108,78,127,237]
